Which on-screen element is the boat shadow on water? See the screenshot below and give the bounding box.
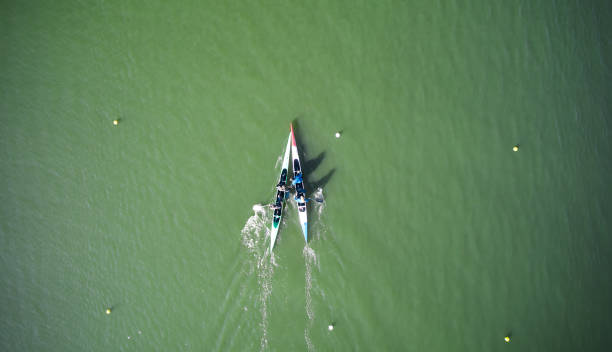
[291,119,336,199]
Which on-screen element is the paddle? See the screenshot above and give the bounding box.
[301,198,324,203]
[264,198,324,208]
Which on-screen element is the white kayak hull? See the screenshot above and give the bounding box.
[269,133,292,252]
[290,124,308,243]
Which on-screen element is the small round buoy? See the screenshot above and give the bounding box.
[328,324,334,331]
[113,119,119,126]
[513,145,519,152]
[335,132,341,138]
[105,308,112,315]
[504,336,511,343]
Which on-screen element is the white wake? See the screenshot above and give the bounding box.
[303,245,318,351]
[240,205,276,351]
[240,187,327,352]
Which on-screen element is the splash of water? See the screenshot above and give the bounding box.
[241,206,266,256]
[313,187,326,219]
[303,244,318,351]
[240,205,276,351]
[240,186,326,351]
[302,187,328,351]
[304,245,318,320]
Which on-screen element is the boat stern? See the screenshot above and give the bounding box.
[302,222,308,243]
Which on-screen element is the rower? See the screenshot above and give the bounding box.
[292,172,303,186]
[295,194,310,203]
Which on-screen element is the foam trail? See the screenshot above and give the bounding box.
[240,205,276,351]
[302,187,328,351]
[303,245,318,351]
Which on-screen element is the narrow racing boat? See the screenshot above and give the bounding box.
[290,124,308,242]
[269,132,292,252]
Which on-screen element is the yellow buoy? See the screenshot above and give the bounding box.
[504,336,511,343]
[113,119,119,126]
[106,308,112,315]
[512,145,519,152]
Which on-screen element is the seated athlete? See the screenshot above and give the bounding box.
[291,172,303,186]
[294,194,310,203]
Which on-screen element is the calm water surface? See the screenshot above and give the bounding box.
[2,1,611,351]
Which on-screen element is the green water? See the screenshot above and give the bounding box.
[2,1,612,351]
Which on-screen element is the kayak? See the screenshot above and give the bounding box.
[290,124,308,242]
[269,132,292,252]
